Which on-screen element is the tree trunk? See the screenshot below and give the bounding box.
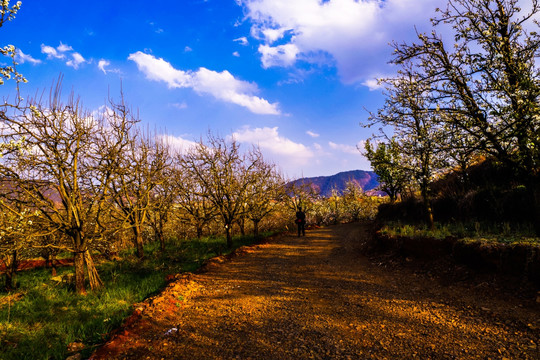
[239,217,245,236]
[158,217,165,252]
[84,250,103,291]
[72,230,87,294]
[421,181,435,230]
[132,225,145,258]
[44,251,57,276]
[196,225,203,239]
[74,249,86,295]
[253,220,260,238]
[158,230,165,252]
[4,250,17,291]
[225,224,232,248]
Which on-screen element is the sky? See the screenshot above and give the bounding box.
[1,0,451,178]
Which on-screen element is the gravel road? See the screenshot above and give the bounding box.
[91,222,539,359]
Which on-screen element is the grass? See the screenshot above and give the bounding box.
[379,221,540,246]
[0,232,273,360]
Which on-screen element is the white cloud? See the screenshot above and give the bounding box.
[128,51,280,115]
[233,126,312,157]
[259,44,299,68]
[233,36,249,46]
[306,130,319,138]
[239,0,442,84]
[98,59,110,74]
[57,43,73,52]
[261,27,289,43]
[66,52,86,69]
[362,77,385,91]
[184,46,193,52]
[158,134,199,154]
[41,43,87,69]
[128,51,192,88]
[16,49,41,65]
[97,59,120,75]
[233,51,240,57]
[41,44,64,59]
[329,141,362,155]
[232,126,314,165]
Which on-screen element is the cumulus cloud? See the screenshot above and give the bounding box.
[233,126,313,158]
[239,0,442,84]
[259,43,299,68]
[41,44,65,59]
[41,42,87,69]
[16,49,41,65]
[57,43,73,52]
[66,52,86,69]
[128,51,280,115]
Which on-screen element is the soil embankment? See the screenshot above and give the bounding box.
[0,258,73,273]
[91,222,539,359]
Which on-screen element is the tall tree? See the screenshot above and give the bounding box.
[244,149,284,237]
[108,124,169,259]
[182,134,261,248]
[172,157,216,239]
[370,72,449,228]
[148,161,175,251]
[391,0,540,228]
[0,83,136,294]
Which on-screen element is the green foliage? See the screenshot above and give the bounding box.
[364,139,409,202]
[0,232,269,360]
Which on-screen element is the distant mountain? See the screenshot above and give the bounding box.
[289,170,379,197]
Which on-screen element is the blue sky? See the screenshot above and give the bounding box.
[1,0,449,178]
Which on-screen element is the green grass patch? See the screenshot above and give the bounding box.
[379,221,540,246]
[0,232,273,360]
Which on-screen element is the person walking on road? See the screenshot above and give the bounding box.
[295,207,306,237]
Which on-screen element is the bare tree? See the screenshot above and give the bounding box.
[108,121,170,258]
[244,148,285,237]
[148,159,175,251]
[172,157,216,239]
[390,0,540,229]
[181,134,261,248]
[0,82,136,294]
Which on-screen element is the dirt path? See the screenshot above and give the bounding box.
[91,222,539,359]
